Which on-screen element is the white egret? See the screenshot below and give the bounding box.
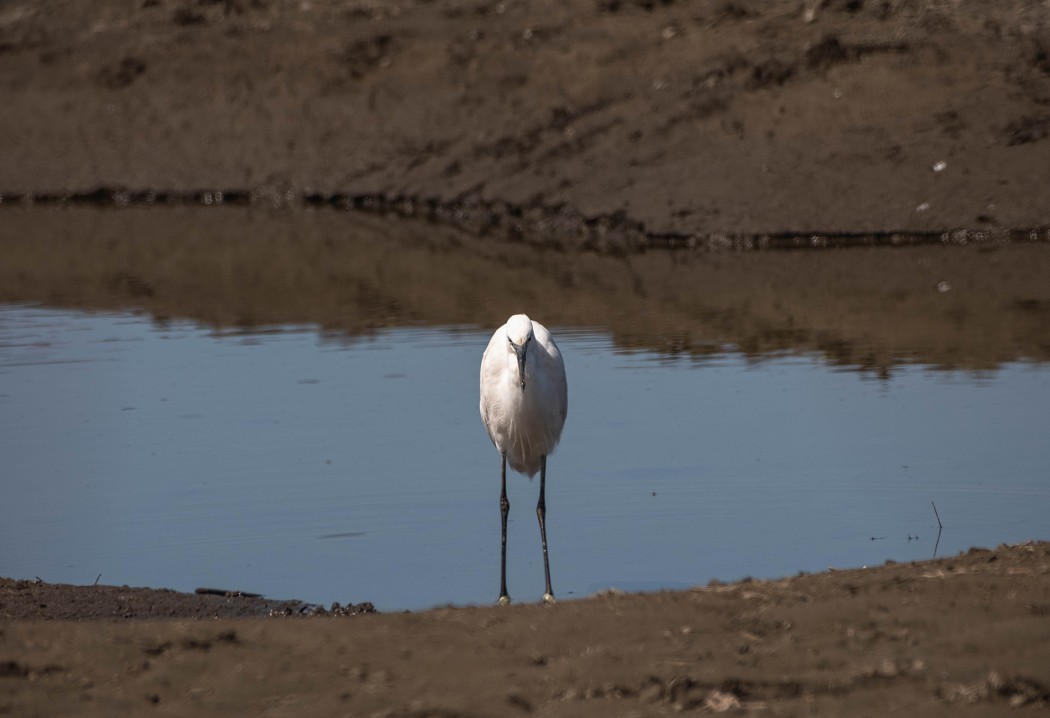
[479,314,568,605]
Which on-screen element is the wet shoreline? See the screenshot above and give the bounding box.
[3,190,1050,252]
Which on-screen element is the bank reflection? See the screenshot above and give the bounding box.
[2,206,1048,374]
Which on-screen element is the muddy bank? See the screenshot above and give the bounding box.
[2,1,1050,248]
[4,206,1050,373]
[3,542,1050,716]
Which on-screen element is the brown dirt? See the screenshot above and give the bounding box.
[3,542,1050,716]
[2,0,1050,248]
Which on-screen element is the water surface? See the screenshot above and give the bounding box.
[2,304,1047,610]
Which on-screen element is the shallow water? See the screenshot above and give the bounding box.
[1,303,1047,610]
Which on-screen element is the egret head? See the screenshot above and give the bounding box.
[505,314,534,392]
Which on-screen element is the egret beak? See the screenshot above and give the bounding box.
[515,344,527,392]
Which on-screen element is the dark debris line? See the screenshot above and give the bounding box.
[0,577,377,620]
[2,187,1048,252]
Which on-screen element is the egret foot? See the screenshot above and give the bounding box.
[542,592,556,604]
[497,595,511,606]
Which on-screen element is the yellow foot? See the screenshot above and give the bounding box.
[542,592,556,604]
[497,595,511,606]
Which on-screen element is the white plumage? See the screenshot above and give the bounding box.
[480,314,568,475]
[479,314,568,604]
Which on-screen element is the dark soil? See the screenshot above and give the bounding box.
[0,577,378,620]
[0,578,286,620]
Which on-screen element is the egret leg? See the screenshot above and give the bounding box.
[498,455,510,605]
[537,455,555,603]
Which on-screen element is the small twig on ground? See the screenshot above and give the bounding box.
[932,500,944,558]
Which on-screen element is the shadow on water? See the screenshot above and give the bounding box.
[2,206,1050,375]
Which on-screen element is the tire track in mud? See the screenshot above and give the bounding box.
[464,94,631,194]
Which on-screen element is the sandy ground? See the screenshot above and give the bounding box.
[3,543,1050,716]
[3,1,1050,715]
